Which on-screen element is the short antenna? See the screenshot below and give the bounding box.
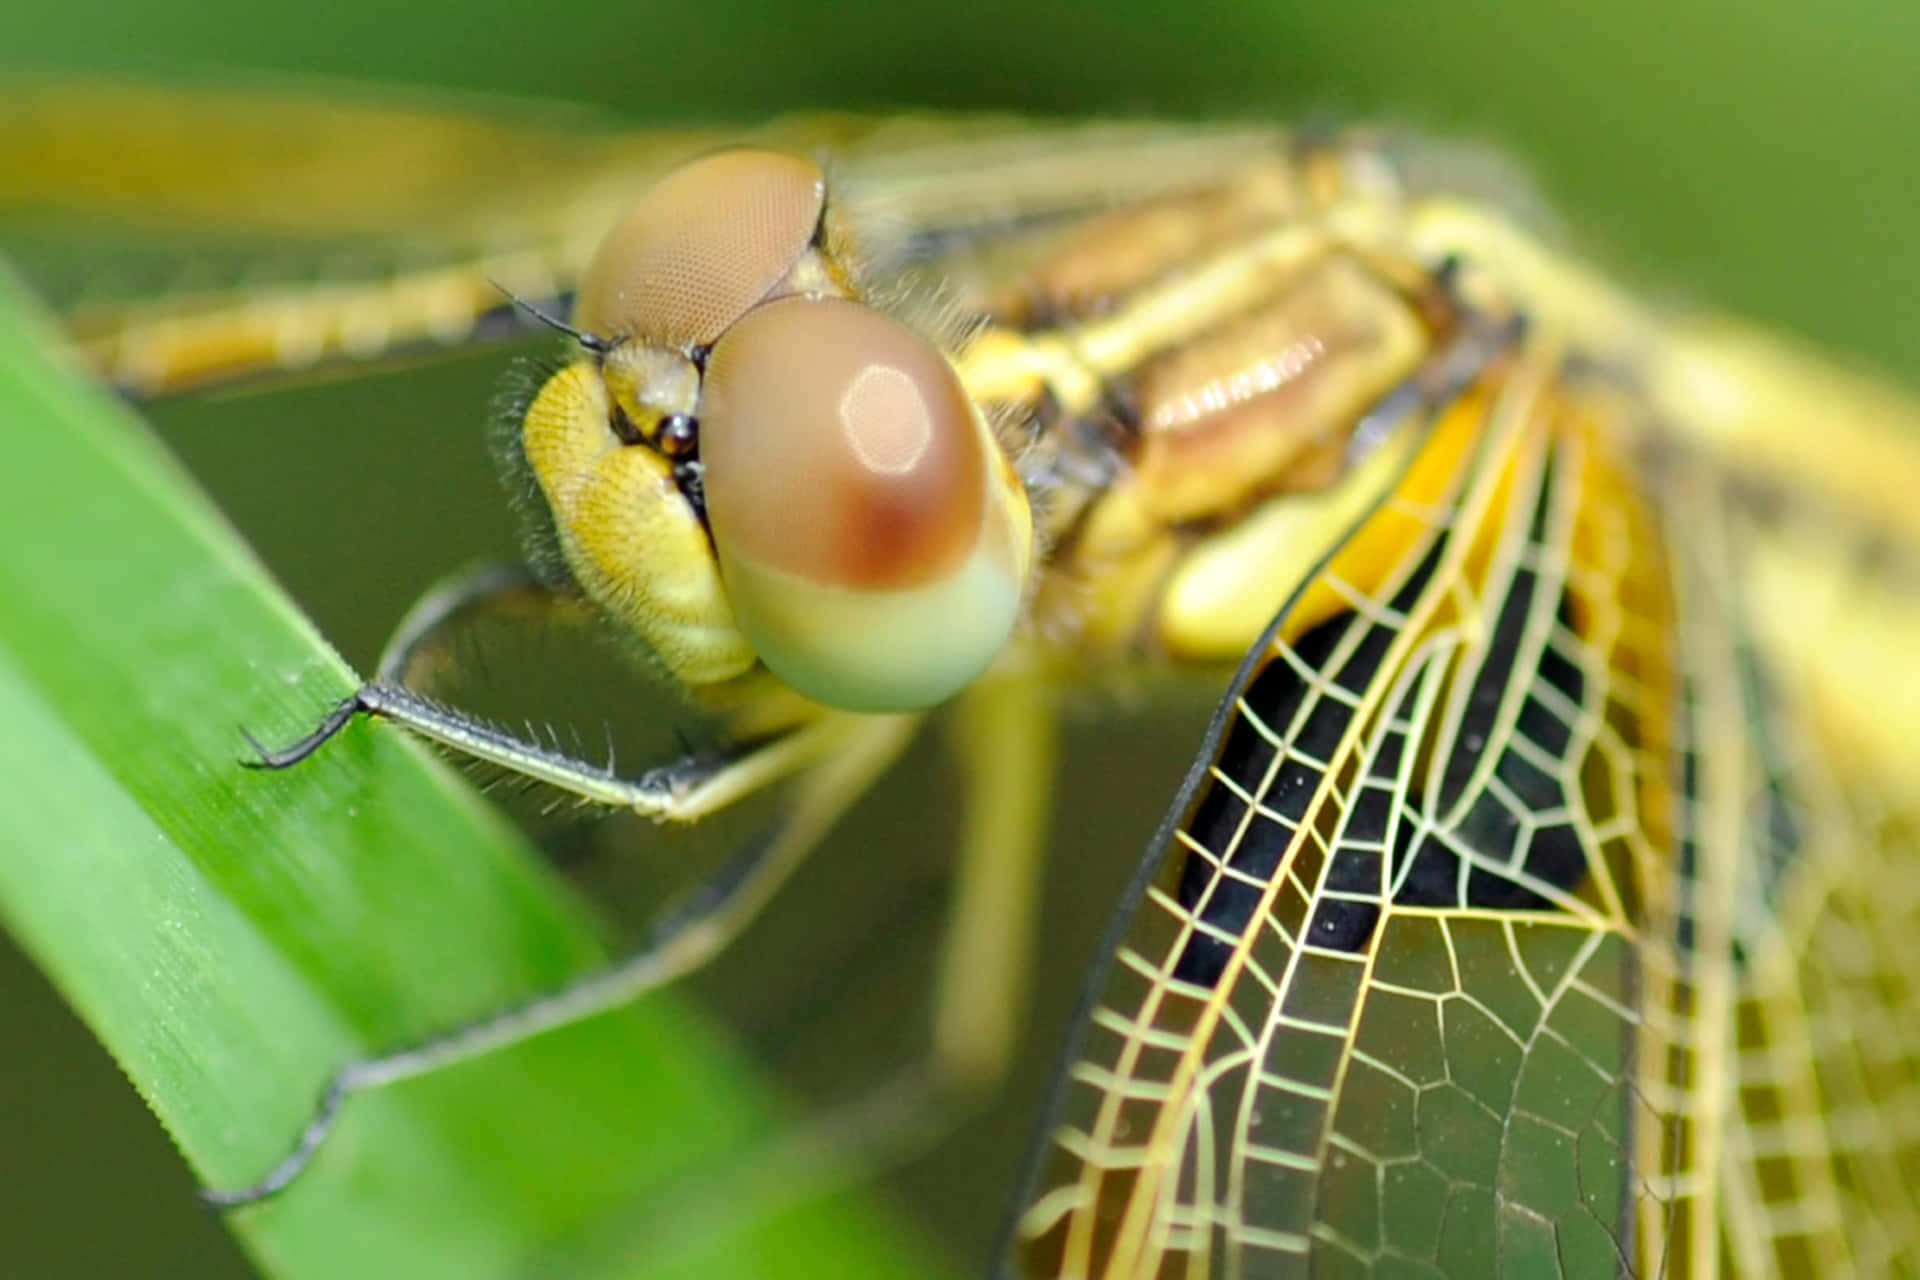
[487,278,611,353]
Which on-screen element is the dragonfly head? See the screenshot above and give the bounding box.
[517,147,1032,712]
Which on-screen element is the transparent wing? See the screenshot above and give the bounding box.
[1006,340,1920,1276]
[0,77,739,392]
[1655,443,1920,1275]
[0,79,1284,395]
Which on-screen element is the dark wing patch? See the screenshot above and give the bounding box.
[1011,345,1920,1277]
[1008,370,1684,1278]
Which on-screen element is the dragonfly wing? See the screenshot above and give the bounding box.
[0,78,749,392]
[0,83,1288,395]
[1006,330,1920,1276]
[1650,434,1920,1276]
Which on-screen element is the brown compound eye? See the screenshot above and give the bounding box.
[573,148,825,345]
[700,296,1032,712]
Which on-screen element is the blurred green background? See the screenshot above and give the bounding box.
[1,1,1916,1276]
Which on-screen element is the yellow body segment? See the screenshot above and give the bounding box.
[1154,412,1428,658]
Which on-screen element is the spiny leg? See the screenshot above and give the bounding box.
[245,678,851,822]
[242,561,843,823]
[207,708,918,1208]
[217,565,916,1204]
[594,672,1061,1249]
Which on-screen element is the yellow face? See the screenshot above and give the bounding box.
[516,147,1034,713]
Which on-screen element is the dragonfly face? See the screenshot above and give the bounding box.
[514,144,1032,712]
[5,81,1920,1279]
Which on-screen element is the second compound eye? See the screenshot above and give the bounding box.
[573,148,825,346]
[699,297,1031,712]
[703,296,984,591]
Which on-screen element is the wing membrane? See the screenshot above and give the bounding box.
[0,82,1285,394]
[1009,316,1920,1276]
[0,78,743,392]
[1653,439,1920,1275]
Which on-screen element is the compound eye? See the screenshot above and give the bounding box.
[574,149,824,345]
[701,297,1030,712]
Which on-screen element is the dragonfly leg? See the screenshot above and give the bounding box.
[204,707,919,1208]
[246,677,854,820]
[238,558,564,767]
[597,673,1061,1241]
[241,560,849,822]
[370,560,589,687]
[792,672,1060,1134]
[931,670,1058,1097]
[785,671,1058,1165]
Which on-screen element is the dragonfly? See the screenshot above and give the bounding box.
[4,79,1919,1279]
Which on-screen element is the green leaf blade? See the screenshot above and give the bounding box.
[0,266,939,1279]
